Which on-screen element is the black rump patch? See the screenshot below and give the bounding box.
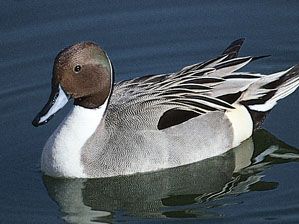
[246,108,271,130]
[158,109,199,130]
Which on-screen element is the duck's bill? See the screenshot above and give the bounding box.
[32,85,69,127]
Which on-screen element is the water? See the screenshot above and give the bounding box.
[1,1,299,223]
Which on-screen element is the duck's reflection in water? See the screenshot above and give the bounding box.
[43,129,299,223]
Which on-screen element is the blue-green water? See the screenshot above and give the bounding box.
[1,1,299,223]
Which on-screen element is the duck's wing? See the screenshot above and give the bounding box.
[116,38,248,96]
[113,38,259,115]
[178,38,269,78]
[112,39,299,130]
[116,38,247,91]
[112,56,256,128]
[178,38,248,77]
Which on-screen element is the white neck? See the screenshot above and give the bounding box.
[41,100,108,178]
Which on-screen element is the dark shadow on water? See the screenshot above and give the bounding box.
[43,129,299,223]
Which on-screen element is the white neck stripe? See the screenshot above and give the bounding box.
[41,99,108,178]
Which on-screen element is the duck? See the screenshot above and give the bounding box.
[32,39,299,178]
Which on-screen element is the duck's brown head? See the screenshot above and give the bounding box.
[32,42,113,127]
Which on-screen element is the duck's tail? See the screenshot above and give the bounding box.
[240,65,299,129]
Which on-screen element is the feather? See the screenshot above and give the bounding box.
[111,40,299,129]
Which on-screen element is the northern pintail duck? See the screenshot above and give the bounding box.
[33,39,299,178]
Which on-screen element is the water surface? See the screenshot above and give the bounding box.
[1,1,299,223]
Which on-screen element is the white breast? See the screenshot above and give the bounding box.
[41,101,107,178]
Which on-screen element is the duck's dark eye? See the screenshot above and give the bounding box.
[74,65,81,73]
